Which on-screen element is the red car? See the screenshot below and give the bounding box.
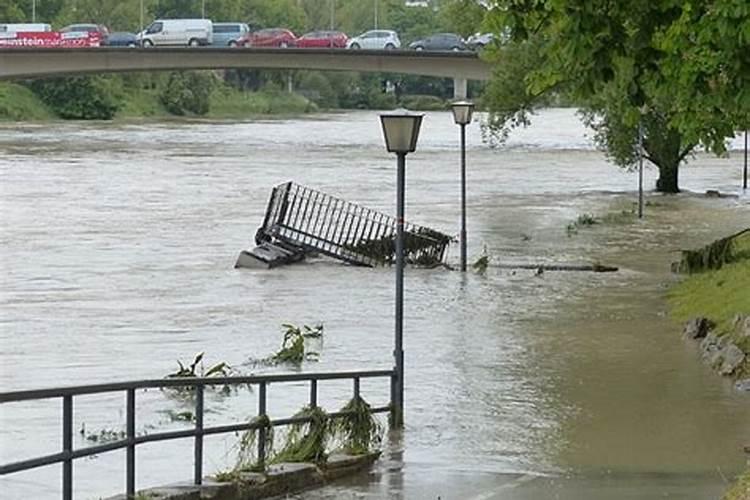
[296,31,348,49]
[239,28,297,48]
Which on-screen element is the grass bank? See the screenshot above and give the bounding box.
[722,468,750,500]
[0,81,314,121]
[0,82,54,120]
[669,230,750,353]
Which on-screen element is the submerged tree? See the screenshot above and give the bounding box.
[482,0,748,193]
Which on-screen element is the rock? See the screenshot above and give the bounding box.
[735,378,750,392]
[705,189,721,198]
[683,317,712,340]
[718,344,746,376]
[733,314,750,339]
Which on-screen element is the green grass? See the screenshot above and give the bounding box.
[117,88,169,118]
[209,87,316,117]
[0,82,54,120]
[669,255,750,352]
[722,468,750,500]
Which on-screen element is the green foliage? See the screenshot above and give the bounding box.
[721,467,750,500]
[29,76,122,120]
[0,83,54,121]
[400,94,446,111]
[160,71,217,116]
[439,0,487,38]
[566,210,636,236]
[270,323,324,365]
[330,396,383,455]
[274,406,331,463]
[164,352,233,400]
[484,0,747,192]
[675,229,750,274]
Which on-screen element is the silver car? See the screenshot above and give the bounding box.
[346,30,400,50]
[212,22,249,46]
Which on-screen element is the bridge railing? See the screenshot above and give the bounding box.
[0,369,395,500]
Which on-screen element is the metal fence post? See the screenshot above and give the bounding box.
[257,382,267,467]
[126,389,136,498]
[353,377,360,400]
[62,395,73,500]
[194,385,204,485]
[309,379,317,408]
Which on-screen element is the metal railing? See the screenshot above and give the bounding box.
[257,181,452,267]
[0,369,395,500]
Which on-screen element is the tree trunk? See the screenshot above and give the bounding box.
[644,114,690,194]
[656,161,680,193]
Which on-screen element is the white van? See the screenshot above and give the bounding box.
[137,19,212,47]
[0,23,52,33]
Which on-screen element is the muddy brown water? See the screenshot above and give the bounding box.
[1,109,748,499]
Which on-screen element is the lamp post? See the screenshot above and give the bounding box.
[744,130,748,190]
[451,101,475,272]
[379,111,424,428]
[32,0,36,22]
[637,105,649,219]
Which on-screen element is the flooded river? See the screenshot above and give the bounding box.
[1,109,749,499]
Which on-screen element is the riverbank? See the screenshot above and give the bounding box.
[0,80,316,121]
[670,229,750,385]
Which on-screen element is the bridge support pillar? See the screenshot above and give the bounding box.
[453,78,467,100]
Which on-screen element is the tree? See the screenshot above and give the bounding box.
[29,76,122,119]
[439,0,486,38]
[483,0,748,193]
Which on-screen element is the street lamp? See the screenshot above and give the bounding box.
[744,130,748,190]
[379,110,424,428]
[451,100,475,272]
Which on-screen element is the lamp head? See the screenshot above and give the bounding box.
[379,110,424,154]
[451,100,475,126]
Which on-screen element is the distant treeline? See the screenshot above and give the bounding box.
[1,0,486,43]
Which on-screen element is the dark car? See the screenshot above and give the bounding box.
[408,33,465,51]
[238,28,297,48]
[296,31,348,49]
[103,32,138,47]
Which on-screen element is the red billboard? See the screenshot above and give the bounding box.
[0,31,102,48]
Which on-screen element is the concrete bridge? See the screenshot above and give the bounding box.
[0,47,491,99]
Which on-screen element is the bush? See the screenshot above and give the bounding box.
[399,94,446,111]
[0,83,53,120]
[160,71,217,116]
[29,76,122,120]
[366,89,397,110]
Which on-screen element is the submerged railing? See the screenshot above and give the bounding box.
[257,181,452,267]
[0,369,395,499]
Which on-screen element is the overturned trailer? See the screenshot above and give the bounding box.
[236,181,453,269]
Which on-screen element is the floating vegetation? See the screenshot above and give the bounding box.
[472,246,490,274]
[273,406,331,464]
[82,428,126,444]
[566,210,636,236]
[164,352,233,400]
[330,396,383,455]
[215,415,275,480]
[163,409,195,423]
[216,396,383,480]
[674,229,750,274]
[345,227,453,267]
[269,323,324,365]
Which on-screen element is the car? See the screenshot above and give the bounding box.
[0,23,51,33]
[212,22,250,46]
[466,33,494,50]
[103,32,138,47]
[346,30,400,50]
[238,28,297,48]
[60,23,110,43]
[408,33,466,51]
[296,31,348,49]
[137,19,213,47]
